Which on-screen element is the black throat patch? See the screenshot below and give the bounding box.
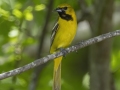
[58,11,73,21]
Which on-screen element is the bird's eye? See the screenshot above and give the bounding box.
[63,7,67,10]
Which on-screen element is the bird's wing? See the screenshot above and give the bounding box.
[51,22,59,46]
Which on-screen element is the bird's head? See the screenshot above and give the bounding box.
[55,4,75,21]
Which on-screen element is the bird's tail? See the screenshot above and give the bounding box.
[53,56,63,90]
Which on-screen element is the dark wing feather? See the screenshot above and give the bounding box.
[51,22,59,46]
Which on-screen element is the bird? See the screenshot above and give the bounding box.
[50,4,77,90]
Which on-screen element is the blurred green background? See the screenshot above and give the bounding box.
[0,0,120,90]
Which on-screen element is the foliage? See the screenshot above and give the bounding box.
[0,0,120,90]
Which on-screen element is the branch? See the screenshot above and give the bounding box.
[37,0,54,57]
[0,30,120,80]
[29,0,54,89]
[78,0,94,29]
[79,0,87,12]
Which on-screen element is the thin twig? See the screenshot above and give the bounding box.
[29,0,54,89]
[78,0,93,29]
[0,30,120,80]
[79,0,88,13]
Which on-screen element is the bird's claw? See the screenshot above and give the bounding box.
[59,48,67,57]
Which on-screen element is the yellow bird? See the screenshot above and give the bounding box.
[50,4,77,90]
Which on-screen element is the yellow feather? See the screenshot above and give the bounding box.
[53,56,62,90]
[50,4,77,90]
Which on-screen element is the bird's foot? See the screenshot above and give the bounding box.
[58,48,67,57]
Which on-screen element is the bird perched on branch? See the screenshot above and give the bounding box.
[50,4,77,90]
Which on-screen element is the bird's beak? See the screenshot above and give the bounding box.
[54,8,62,12]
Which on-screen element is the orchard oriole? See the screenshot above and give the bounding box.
[50,4,77,90]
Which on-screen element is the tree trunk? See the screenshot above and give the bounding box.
[89,0,114,90]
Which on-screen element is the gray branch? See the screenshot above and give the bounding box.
[0,30,120,80]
